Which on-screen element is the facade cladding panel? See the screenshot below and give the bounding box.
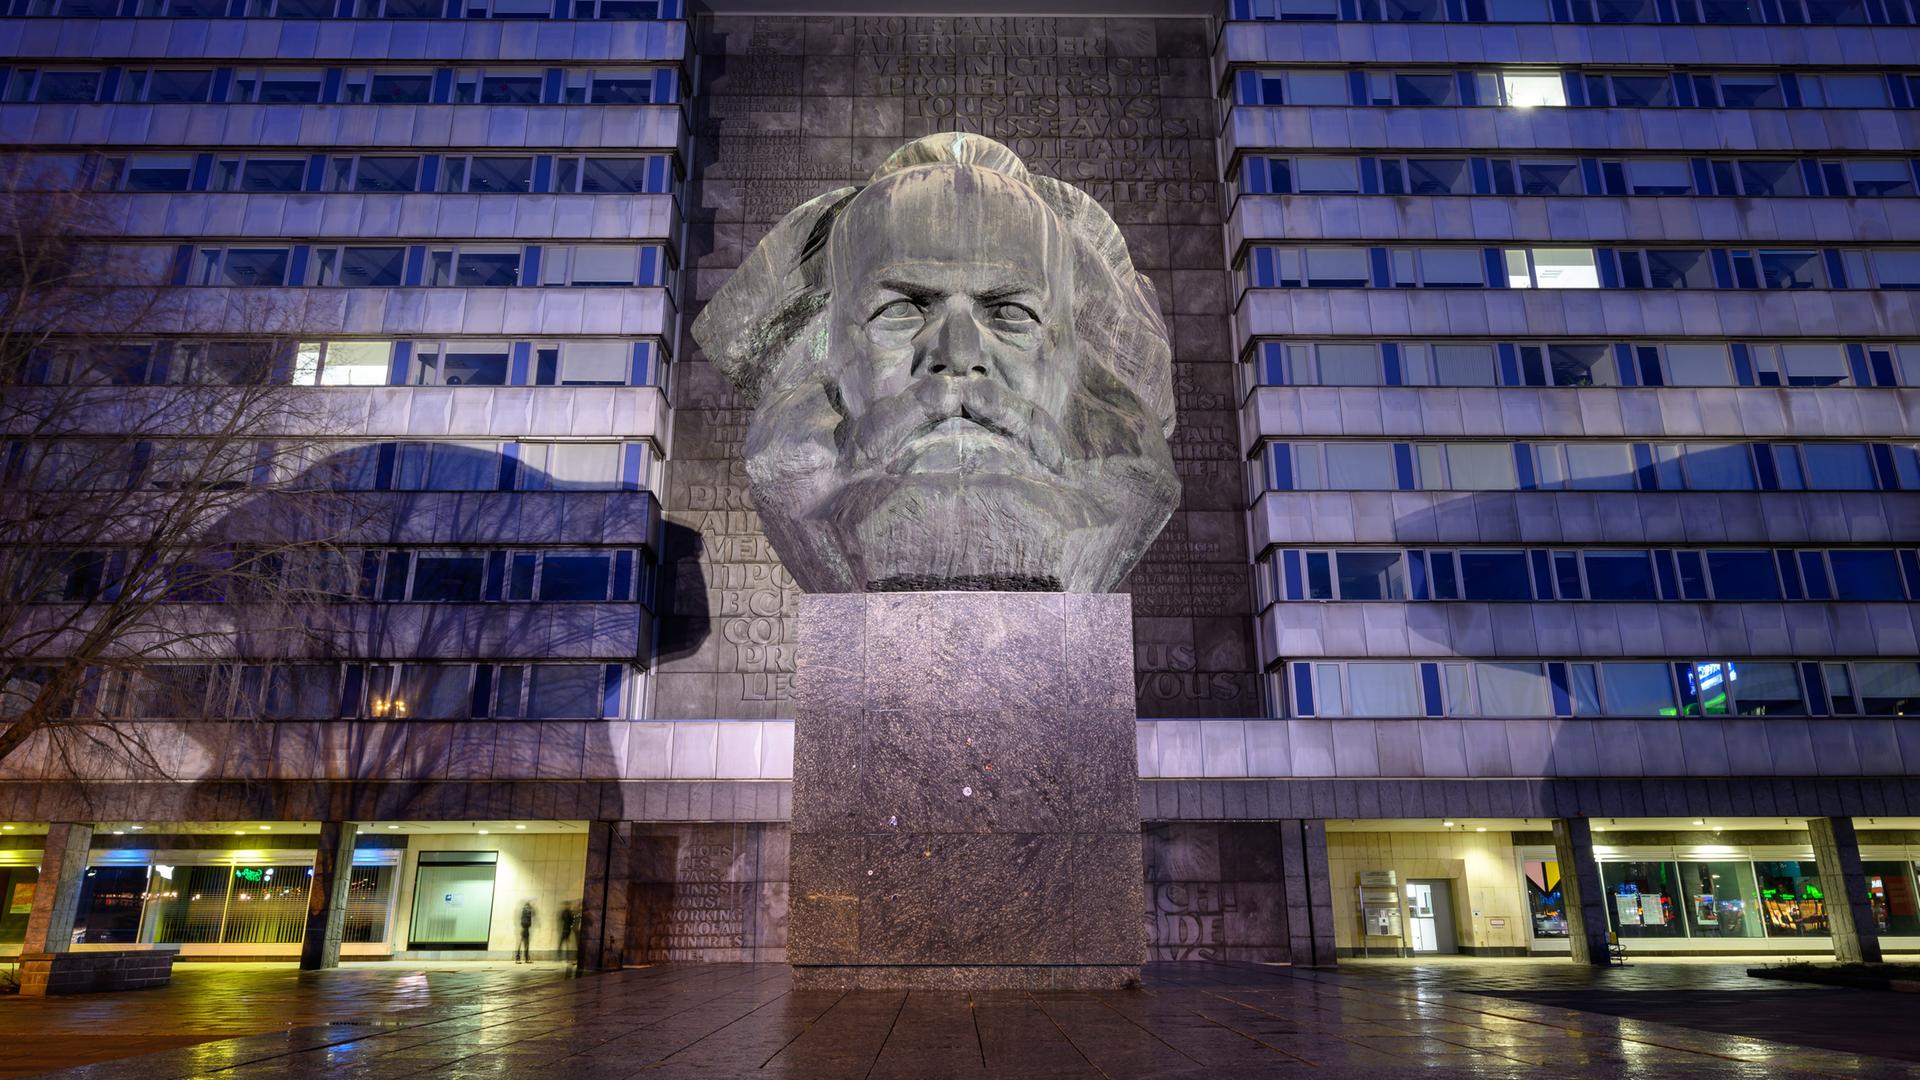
[0,2,1917,966]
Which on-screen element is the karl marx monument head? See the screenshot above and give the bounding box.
[690,134,1180,593]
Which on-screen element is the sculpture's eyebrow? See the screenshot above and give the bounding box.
[870,279,941,301]
[973,282,1042,304]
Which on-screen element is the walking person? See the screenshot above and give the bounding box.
[515,900,535,963]
[557,902,577,963]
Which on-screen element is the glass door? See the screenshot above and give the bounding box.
[408,852,498,949]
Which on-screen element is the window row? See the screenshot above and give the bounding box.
[0,64,678,106]
[2,661,637,722]
[22,338,664,388]
[17,0,680,19]
[1240,245,1920,291]
[1258,439,1920,493]
[58,151,679,195]
[1593,859,1919,942]
[15,547,657,606]
[1232,0,1920,29]
[1255,546,1920,606]
[2,439,657,492]
[1236,154,1918,199]
[151,243,670,289]
[1247,340,1920,389]
[1234,67,1919,109]
[1275,657,1920,717]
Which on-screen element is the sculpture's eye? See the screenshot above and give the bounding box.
[870,299,921,322]
[989,303,1038,325]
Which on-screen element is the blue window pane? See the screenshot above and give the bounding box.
[1335,552,1406,600]
[1829,550,1904,600]
[1802,444,1877,490]
[1683,444,1756,490]
[1581,551,1657,600]
[1600,662,1677,716]
[1705,551,1780,600]
[1727,661,1806,717]
[1459,551,1532,601]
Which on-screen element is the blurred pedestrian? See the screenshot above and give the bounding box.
[515,900,535,962]
[557,902,577,959]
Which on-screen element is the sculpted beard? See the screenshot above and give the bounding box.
[743,354,1176,593]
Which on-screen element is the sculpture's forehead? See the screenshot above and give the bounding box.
[833,166,1065,285]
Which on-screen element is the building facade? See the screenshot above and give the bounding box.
[2,0,1919,967]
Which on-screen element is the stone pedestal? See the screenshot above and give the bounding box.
[789,592,1145,989]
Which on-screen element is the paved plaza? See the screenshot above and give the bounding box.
[3,961,1917,1079]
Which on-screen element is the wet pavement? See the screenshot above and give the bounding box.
[0,961,573,1079]
[7,961,1917,1079]
[1336,957,1920,1065]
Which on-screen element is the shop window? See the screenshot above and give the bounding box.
[1754,860,1828,937]
[1601,861,1685,938]
[1863,862,1920,935]
[144,865,231,944]
[343,864,396,943]
[72,865,150,944]
[1524,861,1567,938]
[1677,861,1763,938]
[0,866,37,945]
[409,852,497,949]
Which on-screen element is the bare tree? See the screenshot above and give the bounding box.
[0,169,378,779]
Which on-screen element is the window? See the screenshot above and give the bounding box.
[409,553,485,602]
[558,156,674,195]
[1476,663,1551,715]
[1663,344,1735,386]
[312,247,406,288]
[213,158,308,194]
[455,69,543,105]
[1711,74,1784,108]
[1753,860,1828,937]
[1508,248,1601,289]
[1458,551,1532,600]
[1800,443,1877,489]
[549,246,649,287]
[442,157,534,195]
[585,69,659,105]
[553,342,630,385]
[1594,74,1672,108]
[30,69,104,104]
[1583,551,1657,600]
[341,157,422,194]
[1873,250,1920,289]
[1624,159,1693,196]
[1801,74,1891,108]
[393,442,502,492]
[1728,160,1803,197]
[1432,344,1497,385]
[571,0,665,16]
[427,247,522,288]
[525,665,604,719]
[1755,344,1850,387]
[1726,661,1805,716]
[195,248,292,288]
[1828,550,1904,600]
[1603,861,1684,938]
[294,341,392,386]
[1678,861,1764,939]
[1241,69,1349,106]
[1845,161,1916,198]
[375,665,472,720]
[1635,249,1714,290]
[1382,158,1469,195]
[1548,343,1615,386]
[1295,157,1363,194]
[1704,551,1778,600]
[1758,250,1825,289]
[1499,72,1566,108]
[230,68,325,105]
[517,442,623,490]
[538,554,615,601]
[1394,247,1485,287]
[414,341,511,386]
[1343,663,1422,716]
[1540,443,1636,490]
[1322,443,1398,489]
[1334,552,1407,600]
[121,155,194,193]
[346,71,434,105]
[1677,443,1756,490]
[1854,662,1920,714]
[1598,662,1676,715]
[1515,159,1581,196]
[1305,247,1369,287]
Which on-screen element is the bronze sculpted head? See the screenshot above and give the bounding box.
[690,133,1179,593]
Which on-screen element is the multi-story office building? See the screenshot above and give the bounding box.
[1,1,1917,970]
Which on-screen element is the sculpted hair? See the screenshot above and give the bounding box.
[691,133,1176,439]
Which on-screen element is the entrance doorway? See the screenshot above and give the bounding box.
[1406,879,1458,953]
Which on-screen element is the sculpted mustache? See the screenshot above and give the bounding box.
[841,380,1068,474]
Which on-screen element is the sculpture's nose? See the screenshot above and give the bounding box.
[920,301,990,381]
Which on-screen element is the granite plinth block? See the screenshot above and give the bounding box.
[789,592,1146,989]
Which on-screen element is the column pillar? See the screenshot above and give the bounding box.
[299,821,359,971]
[1279,818,1337,966]
[1808,816,1882,964]
[22,822,92,954]
[578,819,628,971]
[1551,818,1611,966]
